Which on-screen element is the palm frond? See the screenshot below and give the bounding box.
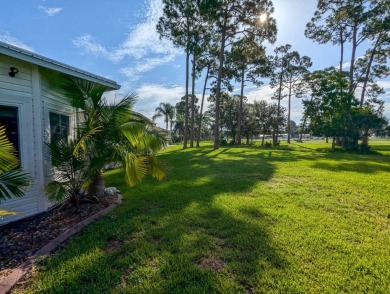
[152,112,163,121]
[149,156,166,181]
[0,126,30,200]
[0,169,30,200]
[123,154,149,187]
[0,126,18,172]
[112,94,138,123]
[120,121,148,148]
[45,181,72,202]
[0,210,18,217]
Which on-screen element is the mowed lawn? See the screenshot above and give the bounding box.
[15,140,390,293]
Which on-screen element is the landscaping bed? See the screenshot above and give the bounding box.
[0,194,118,282]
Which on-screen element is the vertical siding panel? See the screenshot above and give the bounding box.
[32,65,46,211]
[0,56,39,224]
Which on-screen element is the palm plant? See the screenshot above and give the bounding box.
[0,126,30,200]
[45,138,86,209]
[52,76,167,199]
[153,103,175,130]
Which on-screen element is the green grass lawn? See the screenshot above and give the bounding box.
[15,140,390,293]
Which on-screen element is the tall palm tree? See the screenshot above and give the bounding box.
[47,76,167,200]
[168,107,176,131]
[153,103,175,130]
[0,126,30,200]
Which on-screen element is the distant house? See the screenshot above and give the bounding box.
[0,41,120,224]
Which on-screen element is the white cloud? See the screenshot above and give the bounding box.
[39,6,63,17]
[341,61,351,69]
[129,83,185,127]
[245,85,275,103]
[0,32,34,51]
[119,55,177,81]
[73,35,109,57]
[73,0,181,80]
[377,80,390,90]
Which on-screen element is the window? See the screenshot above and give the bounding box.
[49,112,69,143]
[0,106,19,158]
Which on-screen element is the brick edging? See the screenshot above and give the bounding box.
[0,195,123,294]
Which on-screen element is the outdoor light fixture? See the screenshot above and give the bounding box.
[9,67,19,77]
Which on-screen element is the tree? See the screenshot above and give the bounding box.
[227,37,266,144]
[253,100,285,146]
[56,76,166,198]
[156,0,208,149]
[302,68,356,150]
[296,70,324,142]
[306,0,390,98]
[195,45,219,147]
[175,95,199,142]
[268,44,291,146]
[157,0,200,149]
[305,0,351,73]
[241,103,260,144]
[153,103,175,130]
[199,0,277,149]
[0,126,30,200]
[306,0,390,149]
[355,0,390,106]
[354,100,388,152]
[283,51,312,143]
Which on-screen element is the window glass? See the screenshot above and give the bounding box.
[0,106,19,158]
[49,112,70,143]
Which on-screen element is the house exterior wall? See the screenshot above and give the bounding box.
[0,54,74,224]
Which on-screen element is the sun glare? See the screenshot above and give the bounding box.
[259,13,268,23]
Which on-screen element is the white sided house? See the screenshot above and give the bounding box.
[0,41,120,224]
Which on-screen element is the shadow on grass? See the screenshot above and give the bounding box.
[311,161,390,174]
[20,144,390,293]
[24,146,292,293]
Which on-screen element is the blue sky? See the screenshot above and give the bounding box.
[1,0,389,127]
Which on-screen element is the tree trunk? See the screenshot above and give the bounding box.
[275,94,281,146]
[346,26,359,150]
[183,50,190,149]
[349,24,358,95]
[88,169,105,197]
[326,137,329,143]
[332,137,336,151]
[190,54,196,148]
[272,130,276,146]
[237,68,245,145]
[361,131,369,153]
[339,29,344,73]
[299,94,313,142]
[165,119,168,130]
[299,116,306,142]
[360,35,382,107]
[214,25,227,150]
[287,82,292,144]
[275,65,284,146]
[262,133,265,146]
[197,66,209,147]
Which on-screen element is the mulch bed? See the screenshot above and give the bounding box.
[0,195,118,282]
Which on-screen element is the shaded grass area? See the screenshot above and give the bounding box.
[14,141,390,293]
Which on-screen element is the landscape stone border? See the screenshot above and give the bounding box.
[0,195,122,294]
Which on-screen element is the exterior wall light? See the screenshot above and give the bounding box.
[9,67,19,77]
